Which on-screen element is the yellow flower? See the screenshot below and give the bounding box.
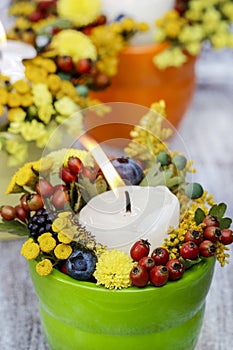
[0,105,4,115]
[21,93,33,107]
[54,96,78,116]
[13,80,30,94]
[57,0,101,27]
[7,92,22,108]
[0,88,8,104]
[94,250,134,289]
[38,233,57,253]
[36,259,53,276]
[32,83,52,107]
[47,74,61,92]
[50,30,97,63]
[5,140,28,168]
[54,243,72,260]
[38,104,55,124]
[8,108,26,122]
[21,238,40,260]
[58,229,74,244]
[20,120,46,142]
[25,65,48,84]
[52,216,69,232]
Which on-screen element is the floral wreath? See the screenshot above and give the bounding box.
[0,101,232,290]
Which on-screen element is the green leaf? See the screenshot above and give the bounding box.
[194,208,206,225]
[209,203,227,218]
[219,217,232,229]
[0,220,29,237]
[180,257,202,270]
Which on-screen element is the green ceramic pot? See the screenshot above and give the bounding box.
[28,258,215,350]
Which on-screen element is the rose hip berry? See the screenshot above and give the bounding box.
[151,247,169,265]
[27,194,44,211]
[15,205,29,222]
[60,167,77,184]
[130,239,150,261]
[220,229,233,245]
[36,179,54,198]
[150,265,169,287]
[130,265,149,287]
[0,205,16,221]
[67,157,82,175]
[166,259,185,281]
[52,190,70,209]
[199,240,216,257]
[204,226,222,242]
[180,241,199,260]
[185,229,203,245]
[138,256,155,270]
[203,215,219,227]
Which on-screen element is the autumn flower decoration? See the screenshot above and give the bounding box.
[0,101,232,290]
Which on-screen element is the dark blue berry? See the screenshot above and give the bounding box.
[66,249,97,281]
[111,157,143,185]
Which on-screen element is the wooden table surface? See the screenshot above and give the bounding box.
[0,9,233,347]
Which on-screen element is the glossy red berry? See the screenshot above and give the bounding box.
[220,229,233,245]
[36,179,54,197]
[93,73,110,90]
[80,166,97,182]
[0,205,16,221]
[204,226,222,242]
[185,229,203,245]
[151,247,169,265]
[60,167,77,184]
[27,194,44,211]
[57,55,74,72]
[130,265,149,287]
[166,259,185,281]
[52,190,70,209]
[180,241,199,260]
[150,265,169,287]
[20,193,31,212]
[138,256,155,271]
[199,240,216,257]
[67,157,82,175]
[76,58,93,74]
[130,239,150,261]
[203,215,219,227]
[15,205,29,222]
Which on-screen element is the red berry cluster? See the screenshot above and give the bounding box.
[56,56,110,90]
[28,0,57,23]
[180,216,233,261]
[129,240,185,288]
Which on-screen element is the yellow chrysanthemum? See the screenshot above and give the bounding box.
[52,216,69,232]
[57,0,101,27]
[54,243,72,260]
[38,233,57,253]
[13,79,30,94]
[36,259,53,276]
[21,238,40,260]
[0,88,8,104]
[94,250,134,290]
[20,93,34,107]
[47,74,61,92]
[7,92,22,108]
[58,229,74,244]
[8,108,26,122]
[50,30,97,63]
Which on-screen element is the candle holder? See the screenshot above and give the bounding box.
[0,102,232,349]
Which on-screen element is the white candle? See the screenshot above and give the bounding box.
[0,22,36,82]
[79,185,180,254]
[100,0,175,45]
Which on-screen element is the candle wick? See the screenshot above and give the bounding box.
[125,191,131,213]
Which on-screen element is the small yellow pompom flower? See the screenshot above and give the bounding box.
[58,229,74,244]
[13,79,30,94]
[57,0,101,27]
[50,30,97,63]
[36,259,53,276]
[21,238,40,260]
[54,244,72,260]
[38,233,56,253]
[94,250,134,289]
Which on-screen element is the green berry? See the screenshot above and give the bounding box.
[185,182,204,199]
[173,154,187,170]
[157,152,171,166]
[76,85,89,97]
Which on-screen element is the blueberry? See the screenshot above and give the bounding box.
[111,157,143,185]
[66,249,97,281]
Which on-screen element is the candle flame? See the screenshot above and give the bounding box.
[0,22,6,43]
[79,134,125,193]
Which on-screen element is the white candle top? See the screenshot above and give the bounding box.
[79,185,180,254]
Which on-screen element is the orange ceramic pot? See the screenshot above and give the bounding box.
[87,44,196,142]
